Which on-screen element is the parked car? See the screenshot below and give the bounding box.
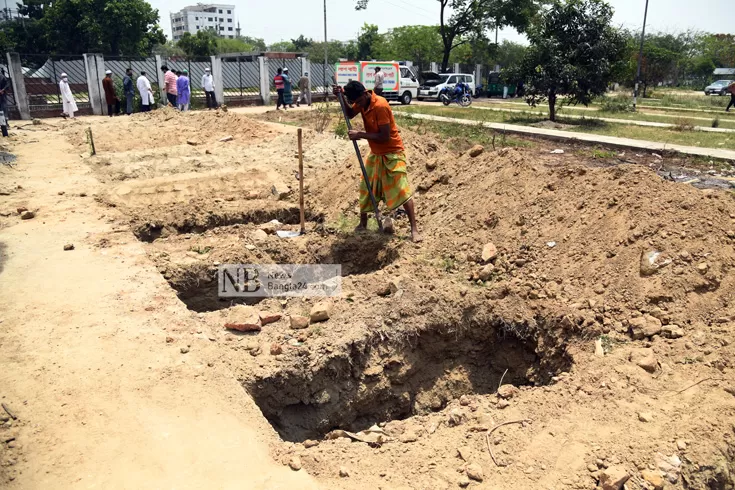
[704,80,733,96]
[418,72,476,101]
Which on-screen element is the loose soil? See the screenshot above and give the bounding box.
[1,106,735,490]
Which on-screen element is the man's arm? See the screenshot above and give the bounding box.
[349,124,390,143]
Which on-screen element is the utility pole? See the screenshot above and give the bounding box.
[324,0,328,100]
[633,0,649,112]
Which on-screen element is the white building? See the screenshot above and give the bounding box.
[170,4,237,41]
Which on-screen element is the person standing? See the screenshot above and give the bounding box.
[123,68,135,115]
[282,68,295,109]
[137,71,154,112]
[373,66,385,96]
[59,73,78,119]
[0,68,10,130]
[202,67,217,109]
[161,65,178,108]
[274,68,286,110]
[333,81,421,242]
[727,81,735,112]
[177,69,191,111]
[296,71,311,107]
[102,70,120,117]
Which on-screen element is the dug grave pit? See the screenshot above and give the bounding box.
[147,230,402,312]
[242,316,572,443]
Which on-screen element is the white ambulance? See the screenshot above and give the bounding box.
[334,61,419,105]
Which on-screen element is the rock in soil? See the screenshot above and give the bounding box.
[180,346,190,354]
[339,466,350,477]
[481,242,498,263]
[290,315,310,329]
[641,469,665,489]
[468,145,484,158]
[309,301,333,323]
[629,314,662,339]
[599,466,629,490]
[497,385,519,399]
[465,462,484,482]
[638,412,653,422]
[478,264,494,281]
[269,343,283,356]
[662,324,684,339]
[20,210,35,220]
[63,244,75,251]
[224,305,262,332]
[288,456,302,471]
[303,439,319,448]
[629,348,658,373]
[259,311,282,326]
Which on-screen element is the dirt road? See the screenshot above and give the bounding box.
[0,127,318,489]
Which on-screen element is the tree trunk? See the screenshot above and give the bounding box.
[439,0,450,73]
[549,92,556,122]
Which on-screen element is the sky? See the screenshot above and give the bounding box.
[152,0,733,46]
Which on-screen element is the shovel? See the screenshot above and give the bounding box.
[337,90,383,232]
[277,128,306,239]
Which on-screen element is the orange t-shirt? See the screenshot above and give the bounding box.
[353,91,404,155]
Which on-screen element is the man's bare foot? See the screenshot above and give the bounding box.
[411,228,423,243]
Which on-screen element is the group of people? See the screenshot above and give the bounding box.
[57,64,221,119]
[273,67,312,110]
[162,65,219,111]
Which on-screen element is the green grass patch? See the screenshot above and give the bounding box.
[330,213,379,233]
[396,112,533,151]
[399,104,735,151]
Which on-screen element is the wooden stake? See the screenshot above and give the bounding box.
[298,128,305,235]
[86,127,96,156]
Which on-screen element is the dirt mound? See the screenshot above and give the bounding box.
[64,108,276,153]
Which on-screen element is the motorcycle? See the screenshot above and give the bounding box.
[439,82,472,107]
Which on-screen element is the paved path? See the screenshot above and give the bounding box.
[398,112,735,160]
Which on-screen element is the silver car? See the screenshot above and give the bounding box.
[704,80,733,96]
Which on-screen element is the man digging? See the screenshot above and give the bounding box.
[334,81,421,243]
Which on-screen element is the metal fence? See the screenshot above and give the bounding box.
[0,58,18,120]
[160,57,213,107]
[221,57,260,102]
[19,54,90,117]
[310,62,335,95]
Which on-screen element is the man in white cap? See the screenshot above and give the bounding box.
[59,73,78,119]
[297,71,311,107]
[202,67,217,109]
[137,71,153,112]
[102,69,120,116]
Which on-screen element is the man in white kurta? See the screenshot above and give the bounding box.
[59,73,78,119]
[136,72,154,112]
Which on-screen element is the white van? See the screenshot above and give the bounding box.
[335,61,420,104]
[418,73,476,101]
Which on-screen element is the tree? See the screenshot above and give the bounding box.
[381,25,443,69]
[177,30,217,57]
[513,0,625,121]
[291,35,313,51]
[268,40,297,52]
[356,23,385,60]
[41,0,165,55]
[356,0,544,71]
[239,36,266,51]
[216,37,256,54]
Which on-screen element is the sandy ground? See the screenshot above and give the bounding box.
[1,106,735,490]
[0,125,318,489]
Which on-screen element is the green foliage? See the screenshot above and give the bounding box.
[379,25,443,67]
[356,23,384,60]
[2,0,164,55]
[334,119,348,139]
[355,0,544,71]
[178,30,218,57]
[268,40,297,52]
[291,35,313,51]
[512,0,625,121]
[239,36,267,51]
[599,95,633,113]
[216,37,256,54]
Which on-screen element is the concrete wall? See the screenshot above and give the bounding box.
[6,53,30,120]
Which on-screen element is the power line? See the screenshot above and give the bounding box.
[372,0,437,22]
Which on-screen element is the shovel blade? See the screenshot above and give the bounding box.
[276,230,302,238]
